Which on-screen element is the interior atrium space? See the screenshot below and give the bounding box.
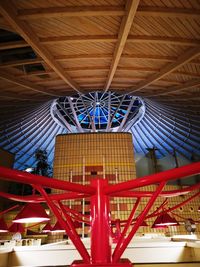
[0,1,200,267]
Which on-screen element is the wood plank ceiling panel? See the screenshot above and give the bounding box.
[25,16,122,38]
[0,1,81,94]
[45,42,116,56]
[104,0,140,91]
[13,0,125,10]
[131,16,200,39]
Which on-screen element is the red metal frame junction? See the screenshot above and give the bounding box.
[0,162,200,267]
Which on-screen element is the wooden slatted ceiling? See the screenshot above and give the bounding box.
[14,1,125,10]
[27,16,122,37]
[0,1,81,93]
[0,0,199,103]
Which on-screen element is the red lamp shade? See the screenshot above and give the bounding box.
[41,222,52,233]
[140,221,148,227]
[13,203,50,223]
[153,213,179,227]
[73,221,82,229]
[0,217,8,232]
[9,223,24,233]
[51,221,65,233]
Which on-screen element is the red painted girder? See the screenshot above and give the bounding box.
[105,162,200,195]
[112,182,166,262]
[0,166,95,194]
[35,185,90,263]
[0,191,88,203]
[113,182,200,198]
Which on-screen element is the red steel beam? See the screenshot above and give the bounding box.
[113,182,166,263]
[105,162,200,195]
[114,197,140,249]
[35,185,90,263]
[90,179,111,264]
[145,190,200,221]
[0,191,89,203]
[113,182,200,198]
[0,204,19,216]
[0,166,95,194]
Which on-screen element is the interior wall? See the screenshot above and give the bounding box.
[135,153,198,185]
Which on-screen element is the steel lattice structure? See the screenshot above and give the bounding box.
[0,162,200,267]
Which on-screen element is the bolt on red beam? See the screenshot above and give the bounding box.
[0,166,95,195]
[105,162,200,195]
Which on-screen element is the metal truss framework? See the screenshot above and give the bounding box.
[51,92,145,132]
[0,162,200,267]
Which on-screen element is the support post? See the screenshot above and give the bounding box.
[90,179,111,264]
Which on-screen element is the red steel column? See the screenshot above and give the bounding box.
[90,179,112,264]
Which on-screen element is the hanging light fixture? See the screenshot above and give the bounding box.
[151,222,168,229]
[153,213,179,227]
[8,223,24,233]
[41,222,52,233]
[140,221,148,227]
[0,217,8,232]
[13,203,50,223]
[51,221,65,233]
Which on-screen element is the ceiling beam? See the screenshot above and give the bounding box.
[0,70,60,97]
[0,40,29,50]
[118,97,135,132]
[1,35,198,50]
[104,0,140,91]
[17,6,200,20]
[40,35,117,44]
[17,6,125,20]
[1,53,197,70]
[0,58,43,68]
[18,66,200,80]
[106,91,112,132]
[0,15,14,31]
[39,35,200,47]
[149,78,200,97]
[0,1,80,93]
[137,6,200,18]
[0,93,46,101]
[68,97,84,133]
[151,95,200,101]
[128,46,200,94]
[127,36,200,46]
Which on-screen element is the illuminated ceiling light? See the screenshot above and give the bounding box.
[153,213,179,227]
[24,167,34,173]
[151,222,168,229]
[51,221,65,233]
[13,203,50,223]
[0,217,8,232]
[41,222,52,233]
[198,207,200,212]
[8,223,24,233]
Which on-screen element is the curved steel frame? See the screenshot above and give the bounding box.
[0,162,200,267]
